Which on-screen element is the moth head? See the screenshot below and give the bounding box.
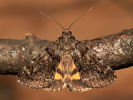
[62,29,72,35]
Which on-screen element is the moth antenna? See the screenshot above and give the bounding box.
[40,11,65,30]
[68,7,94,30]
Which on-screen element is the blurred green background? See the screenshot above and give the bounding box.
[0,0,133,100]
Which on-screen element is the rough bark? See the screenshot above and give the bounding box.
[83,28,133,70]
[0,29,133,75]
[0,33,52,75]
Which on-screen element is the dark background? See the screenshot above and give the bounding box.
[0,0,133,100]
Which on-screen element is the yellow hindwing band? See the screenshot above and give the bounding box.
[71,72,80,80]
[54,72,62,80]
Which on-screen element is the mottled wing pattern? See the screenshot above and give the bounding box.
[73,42,117,88]
[82,54,116,88]
[17,51,61,90]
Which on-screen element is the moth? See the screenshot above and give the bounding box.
[17,7,117,92]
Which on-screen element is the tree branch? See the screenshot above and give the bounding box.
[83,28,133,70]
[0,33,52,75]
[0,29,133,75]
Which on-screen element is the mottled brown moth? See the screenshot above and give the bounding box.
[17,7,117,92]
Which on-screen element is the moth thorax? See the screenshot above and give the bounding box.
[62,36,76,51]
[62,55,72,62]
